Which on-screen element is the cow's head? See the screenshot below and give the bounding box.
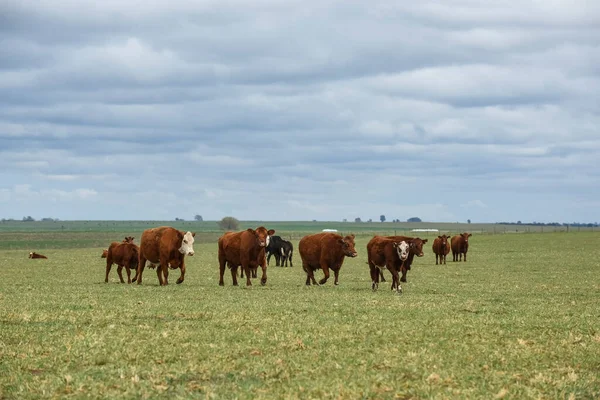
[438,235,450,248]
[123,236,134,243]
[28,252,33,259]
[339,234,358,257]
[251,227,274,247]
[178,231,196,256]
[409,238,428,257]
[101,249,108,258]
[394,241,409,261]
[461,232,472,243]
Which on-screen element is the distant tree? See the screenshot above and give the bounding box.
[354,217,362,223]
[380,215,386,223]
[22,216,35,222]
[467,219,471,224]
[517,220,522,225]
[407,217,421,223]
[194,214,203,221]
[218,216,240,231]
[367,219,372,222]
[175,217,184,221]
[41,217,55,222]
[343,219,347,222]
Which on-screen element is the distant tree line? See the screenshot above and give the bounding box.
[497,221,598,227]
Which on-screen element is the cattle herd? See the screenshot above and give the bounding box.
[29,226,473,294]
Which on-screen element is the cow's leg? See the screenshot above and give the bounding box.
[157,262,168,286]
[231,266,239,286]
[333,268,340,286]
[289,253,293,267]
[303,264,311,285]
[117,266,125,283]
[400,265,408,283]
[242,263,252,286]
[275,252,281,267]
[370,266,380,291]
[176,262,185,284]
[260,262,267,286]
[318,262,330,285]
[218,256,227,286]
[125,265,132,284]
[105,261,112,283]
[463,251,467,262]
[135,254,147,285]
[435,254,439,265]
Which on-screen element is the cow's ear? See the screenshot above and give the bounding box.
[247,228,257,236]
[192,232,196,237]
[438,235,443,239]
[392,242,399,248]
[338,239,345,245]
[409,242,415,248]
[350,234,355,239]
[468,233,472,237]
[268,229,275,235]
[422,239,428,243]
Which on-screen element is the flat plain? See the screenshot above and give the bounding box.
[0,222,599,399]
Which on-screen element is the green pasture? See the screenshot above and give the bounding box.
[0,226,599,399]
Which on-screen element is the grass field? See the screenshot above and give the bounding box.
[1,224,599,399]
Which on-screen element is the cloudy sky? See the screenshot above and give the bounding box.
[1,1,599,223]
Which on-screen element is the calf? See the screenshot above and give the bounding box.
[219,227,274,286]
[367,239,409,294]
[280,240,294,267]
[135,226,195,285]
[105,241,139,283]
[371,236,428,284]
[432,234,451,265]
[29,252,48,259]
[451,232,472,262]
[266,234,285,266]
[298,232,357,286]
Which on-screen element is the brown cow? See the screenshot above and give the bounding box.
[432,234,451,265]
[371,236,428,284]
[218,227,274,286]
[367,238,409,293]
[298,232,357,286]
[451,232,472,262]
[134,227,196,285]
[101,236,134,258]
[29,252,47,259]
[105,241,139,283]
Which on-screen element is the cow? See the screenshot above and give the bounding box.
[298,232,357,286]
[265,234,285,266]
[218,227,274,286]
[134,227,196,286]
[432,234,451,265]
[280,240,294,267]
[105,241,139,284]
[369,236,428,285]
[451,232,472,262]
[101,236,134,258]
[367,239,409,294]
[29,252,47,259]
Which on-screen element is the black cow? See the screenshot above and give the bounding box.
[280,240,293,267]
[266,235,285,266]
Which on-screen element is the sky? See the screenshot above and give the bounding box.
[1,1,599,223]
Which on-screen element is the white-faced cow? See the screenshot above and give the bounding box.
[134,227,195,286]
[367,238,409,294]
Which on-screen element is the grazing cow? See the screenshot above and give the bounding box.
[29,252,47,259]
[134,227,196,285]
[280,240,294,267]
[266,234,285,266]
[451,232,472,262]
[298,232,357,286]
[105,241,139,283]
[370,236,428,284]
[219,227,274,286]
[367,238,410,294]
[432,234,451,265]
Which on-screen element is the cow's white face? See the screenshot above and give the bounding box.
[394,241,409,261]
[179,231,195,256]
[266,235,271,247]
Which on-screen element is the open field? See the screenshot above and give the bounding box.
[1,226,599,399]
